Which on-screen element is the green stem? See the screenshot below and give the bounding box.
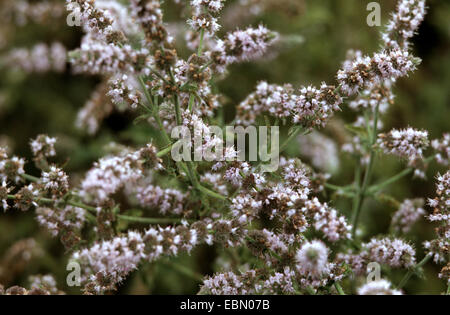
[197,28,205,56]
[21,173,40,182]
[351,102,380,238]
[280,127,305,153]
[324,183,354,192]
[397,254,432,290]
[334,282,346,295]
[156,145,173,158]
[138,75,171,145]
[367,155,435,195]
[67,200,97,213]
[188,93,195,112]
[197,182,227,201]
[174,95,182,126]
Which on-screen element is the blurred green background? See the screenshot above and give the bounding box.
[0,0,449,294]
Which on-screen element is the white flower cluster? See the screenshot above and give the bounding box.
[262,267,296,295]
[364,238,416,268]
[297,131,340,173]
[181,112,226,161]
[432,133,449,167]
[75,83,114,135]
[391,198,425,234]
[302,198,352,242]
[5,42,66,74]
[201,270,259,295]
[2,0,65,26]
[80,144,160,203]
[107,74,141,109]
[211,25,277,72]
[30,135,57,159]
[73,230,145,293]
[358,279,402,295]
[377,128,429,162]
[236,81,342,129]
[66,0,124,43]
[424,171,450,264]
[36,206,86,237]
[96,0,138,36]
[129,0,170,44]
[188,0,225,35]
[295,240,329,278]
[382,0,426,49]
[0,180,12,211]
[134,184,188,215]
[41,166,69,197]
[349,82,395,114]
[0,148,25,184]
[74,218,246,292]
[70,37,151,75]
[28,274,62,295]
[337,48,417,96]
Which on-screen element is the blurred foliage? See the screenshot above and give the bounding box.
[0,0,448,294]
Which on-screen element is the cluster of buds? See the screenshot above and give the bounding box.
[439,263,450,284]
[293,84,342,129]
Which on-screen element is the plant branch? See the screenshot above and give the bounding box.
[397,254,432,290]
